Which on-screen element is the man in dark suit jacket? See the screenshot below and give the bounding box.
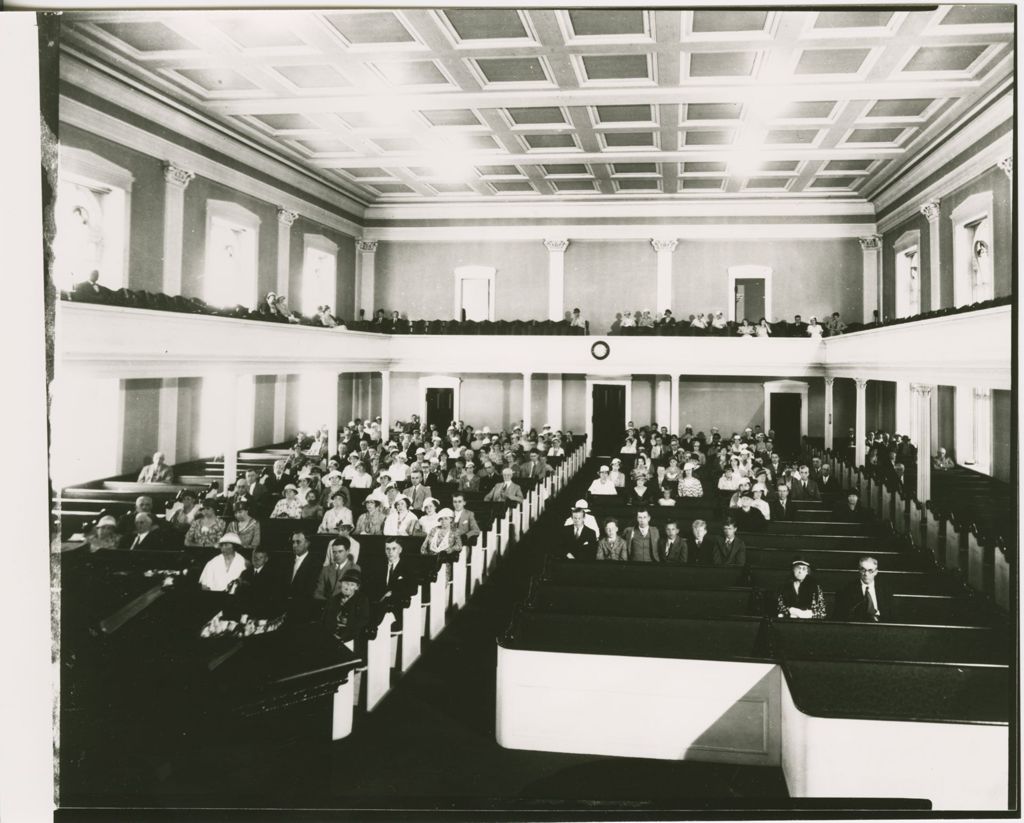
[687,519,722,566]
[769,483,798,521]
[263,459,293,496]
[237,468,269,512]
[237,547,284,617]
[817,465,840,496]
[484,468,525,504]
[451,494,481,545]
[789,465,822,501]
[72,270,112,300]
[560,507,599,561]
[834,556,897,622]
[714,519,747,567]
[833,490,872,523]
[123,513,169,551]
[659,520,687,563]
[285,531,321,621]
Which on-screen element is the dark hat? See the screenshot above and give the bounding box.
[341,568,361,584]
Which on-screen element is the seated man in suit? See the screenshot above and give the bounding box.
[237,467,269,512]
[714,518,747,567]
[72,269,112,299]
[932,446,956,471]
[560,505,599,561]
[834,555,896,622]
[789,464,821,501]
[622,509,660,563]
[376,540,416,611]
[137,451,173,484]
[285,531,321,621]
[124,512,167,551]
[817,463,840,496]
[769,482,797,521]
[237,546,284,617]
[659,520,687,563]
[405,469,433,510]
[687,518,722,565]
[451,493,481,546]
[483,468,524,504]
[833,489,872,523]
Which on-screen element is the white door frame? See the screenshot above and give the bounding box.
[418,375,461,428]
[763,379,809,441]
[453,265,496,321]
[585,376,632,455]
[727,265,773,322]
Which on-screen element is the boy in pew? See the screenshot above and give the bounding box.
[688,519,722,566]
[659,520,687,563]
[714,518,747,567]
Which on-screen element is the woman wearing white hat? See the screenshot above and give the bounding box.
[421,508,460,558]
[199,532,248,592]
[587,466,619,496]
[84,515,119,552]
[270,484,304,519]
[383,495,422,536]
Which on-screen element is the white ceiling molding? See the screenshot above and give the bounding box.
[877,130,1012,234]
[363,222,876,243]
[60,95,364,240]
[60,52,368,220]
[365,198,875,221]
[871,88,1012,216]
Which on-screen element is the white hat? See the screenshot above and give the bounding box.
[218,532,242,546]
[324,470,343,481]
[611,457,621,465]
[437,508,454,519]
[283,483,298,492]
[573,499,590,511]
[416,447,426,454]
[599,465,610,472]
[96,515,117,528]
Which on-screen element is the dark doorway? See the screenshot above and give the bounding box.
[425,388,454,432]
[734,278,766,323]
[770,393,802,458]
[592,384,626,456]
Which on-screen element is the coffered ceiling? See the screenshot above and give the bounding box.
[60,6,1014,205]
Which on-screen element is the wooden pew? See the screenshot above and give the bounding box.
[747,547,921,572]
[528,583,757,619]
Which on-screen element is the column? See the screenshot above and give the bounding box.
[895,382,912,439]
[651,238,677,315]
[379,370,391,441]
[544,239,569,321]
[326,373,339,458]
[913,384,933,504]
[522,373,533,433]
[823,376,834,453]
[858,235,882,323]
[654,378,670,429]
[668,374,679,436]
[973,387,992,475]
[273,375,287,443]
[356,240,378,320]
[546,375,563,431]
[162,163,194,295]
[276,209,297,298]
[222,376,241,489]
[158,378,178,463]
[920,200,941,311]
[854,378,868,466]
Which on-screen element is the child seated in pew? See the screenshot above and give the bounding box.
[596,518,627,562]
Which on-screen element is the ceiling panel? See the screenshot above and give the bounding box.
[62,7,1014,203]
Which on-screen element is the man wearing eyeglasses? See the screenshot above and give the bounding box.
[834,556,897,622]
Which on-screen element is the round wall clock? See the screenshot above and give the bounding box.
[590,340,610,360]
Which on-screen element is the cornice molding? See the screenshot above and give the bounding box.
[876,131,1012,235]
[61,95,363,240]
[60,51,367,222]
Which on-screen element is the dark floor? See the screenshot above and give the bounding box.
[59,456,789,815]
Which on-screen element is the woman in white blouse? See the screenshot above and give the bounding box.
[270,484,304,519]
[318,491,354,534]
[418,497,441,535]
[199,533,248,592]
[383,495,422,536]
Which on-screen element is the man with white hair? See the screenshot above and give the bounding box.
[137,451,173,483]
[933,447,955,471]
[484,467,524,503]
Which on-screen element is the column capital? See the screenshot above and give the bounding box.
[973,387,992,400]
[357,239,378,254]
[911,383,934,397]
[857,235,882,251]
[544,238,570,253]
[854,377,869,390]
[919,200,941,223]
[824,376,835,387]
[277,208,299,227]
[651,238,678,253]
[162,162,194,189]
[997,156,1012,178]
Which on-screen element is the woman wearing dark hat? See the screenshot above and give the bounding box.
[776,559,827,619]
[333,568,370,644]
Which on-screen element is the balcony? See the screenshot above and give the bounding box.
[56,301,1010,386]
